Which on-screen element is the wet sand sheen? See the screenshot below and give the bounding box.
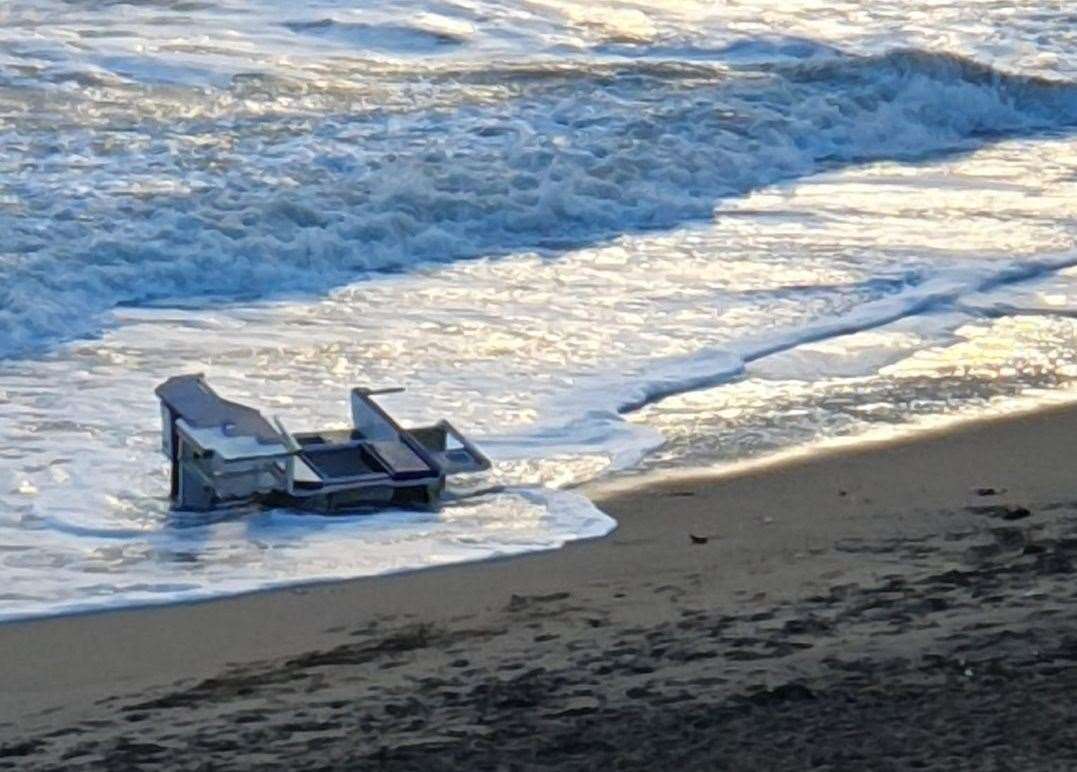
[3,401,1077,768]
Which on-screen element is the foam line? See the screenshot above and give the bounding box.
[613,252,1077,415]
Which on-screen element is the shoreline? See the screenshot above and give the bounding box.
[4,400,1077,767]
[594,387,1077,500]
[6,392,1075,629]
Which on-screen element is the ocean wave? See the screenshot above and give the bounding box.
[0,49,1075,360]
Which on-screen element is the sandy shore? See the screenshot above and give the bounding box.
[3,403,1077,769]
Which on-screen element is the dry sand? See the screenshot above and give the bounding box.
[3,403,1077,769]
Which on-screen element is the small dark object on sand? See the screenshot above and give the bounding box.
[689,534,709,545]
[746,682,816,705]
[838,490,847,497]
[1003,506,1032,521]
[974,487,1006,496]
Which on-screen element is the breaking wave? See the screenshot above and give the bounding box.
[0,50,1075,359]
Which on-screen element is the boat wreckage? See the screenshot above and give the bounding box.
[156,374,490,513]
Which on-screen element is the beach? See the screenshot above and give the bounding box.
[3,402,1077,769]
[0,1,1074,768]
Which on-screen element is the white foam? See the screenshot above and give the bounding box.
[0,487,615,622]
[0,45,1073,360]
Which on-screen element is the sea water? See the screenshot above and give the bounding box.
[0,0,1074,618]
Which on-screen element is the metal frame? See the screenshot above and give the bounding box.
[156,374,490,513]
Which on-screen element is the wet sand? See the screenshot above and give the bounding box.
[3,403,1077,769]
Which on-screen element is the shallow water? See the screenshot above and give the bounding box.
[0,1,1074,619]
